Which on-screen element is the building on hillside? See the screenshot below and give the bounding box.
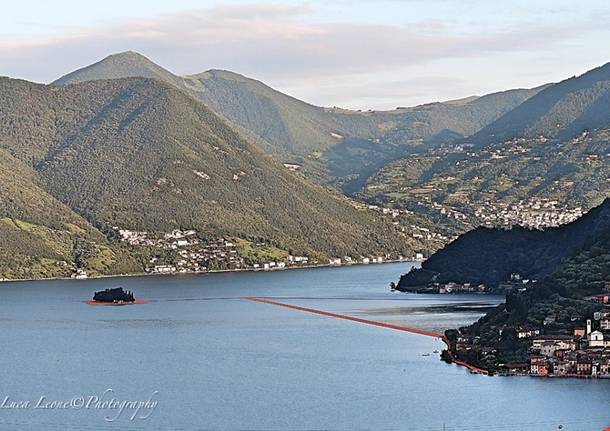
[530,356,550,376]
[532,336,576,352]
[588,330,610,348]
[516,326,540,339]
[552,360,573,376]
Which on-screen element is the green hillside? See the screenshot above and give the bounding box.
[52,52,541,186]
[362,128,610,222]
[443,205,610,372]
[397,198,610,289]
[0,76,415,280]
[469,62,610,145]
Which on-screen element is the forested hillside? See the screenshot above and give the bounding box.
[468,61,610,145]
[398,198,610,288]
[53,52,541,186]
[362,60,610,237]
[0,76,415,279]
[446,211,610,372]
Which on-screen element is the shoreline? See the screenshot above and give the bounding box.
[0,259,419,285]
[441,336,489,375]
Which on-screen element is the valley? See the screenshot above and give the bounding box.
[1,52,610,283]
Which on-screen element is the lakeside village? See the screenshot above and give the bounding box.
[415,195,583,232]
[403,134,591,231]
[77,228,421,278]
[403,273,533,294]
[454,292,610,378]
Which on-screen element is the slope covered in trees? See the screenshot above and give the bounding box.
[362,62,610,236]
[0,76,415,279]
[468,62,610,145]
[53,52,541,185]
[398,198,610,288]
[446,216,610,372]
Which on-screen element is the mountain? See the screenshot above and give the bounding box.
[0,76,415,280]
[397,198,610,289]
[361,126,610,231]
[53,51,186,89]
[0,147,127,279]
[53,52,542,186]
[361,62,610,237]
[468,62,610,145]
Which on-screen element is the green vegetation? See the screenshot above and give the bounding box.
[363,129,610,237]
[450,236,610,370]
[469,62,610,145]
[422,202,610,371]
[0,76,414,280]
[362,62,610,235]
[52,51,540,188]
[234,238,289,265]
[398,199,610,289]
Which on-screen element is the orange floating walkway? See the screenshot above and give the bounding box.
[247,296,443,337]
[246,296,488,375]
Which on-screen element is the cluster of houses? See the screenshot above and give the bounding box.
[146,238,317,274]
[114,227,410,275]
[360,202,450,250]
[406,281,489,294]
[409,224,449,243]
[117,228,200,248]
[429,201,468,221]
[148,238,246,273]
[474,198,583,230]
[399,135,589,236]
[453,308,610,378]
[328,256,389,266]
[515,311,610,378]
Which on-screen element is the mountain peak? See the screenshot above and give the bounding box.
[52,51,183,87]
[108,50,145,58]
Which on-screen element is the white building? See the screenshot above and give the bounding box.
[588,330,606,348]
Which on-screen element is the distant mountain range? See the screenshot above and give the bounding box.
[0,76,413,279]
[53,51,542,187]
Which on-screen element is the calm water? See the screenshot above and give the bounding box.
[1,262,609,431]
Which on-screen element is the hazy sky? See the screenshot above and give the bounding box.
[2,0,610,109]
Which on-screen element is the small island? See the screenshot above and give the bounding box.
[92,287,135,304]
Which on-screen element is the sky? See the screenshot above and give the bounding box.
[1,0,610,110]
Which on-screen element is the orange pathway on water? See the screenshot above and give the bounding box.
[246,296,488,374]
[247,296,610,430]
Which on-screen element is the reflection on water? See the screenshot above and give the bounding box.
[1,262,609,431]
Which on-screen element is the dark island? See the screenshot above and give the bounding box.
[92,287,135,303]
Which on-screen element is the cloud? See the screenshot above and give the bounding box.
[1,2,608,108]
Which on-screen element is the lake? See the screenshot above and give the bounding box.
[1,262,609,431]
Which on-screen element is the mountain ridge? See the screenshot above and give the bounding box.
[0,75,415,279]
[468,61,610,145]
[52,51,543,185]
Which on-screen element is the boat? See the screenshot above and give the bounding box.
[92,287,135,303]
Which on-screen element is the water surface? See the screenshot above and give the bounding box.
[1,263,609,430]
